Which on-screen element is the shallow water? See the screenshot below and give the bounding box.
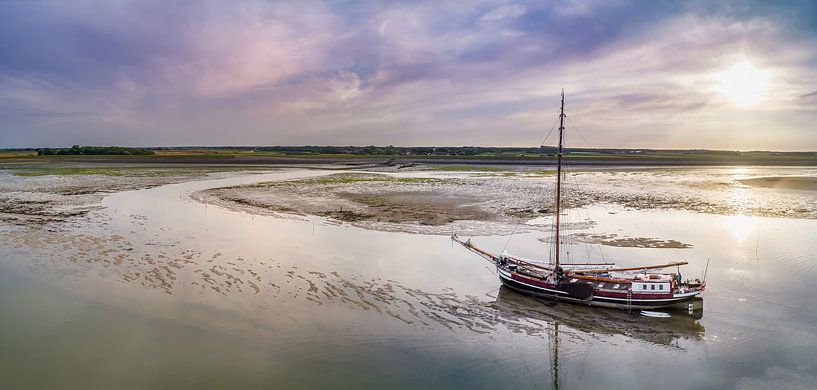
[1,167,816,389]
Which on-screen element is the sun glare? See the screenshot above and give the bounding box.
[724,214,755,243]
[712,60,771,107]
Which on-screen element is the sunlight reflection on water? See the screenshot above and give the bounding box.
[723,214,755,243]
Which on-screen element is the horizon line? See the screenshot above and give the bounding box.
[4,145,817,154]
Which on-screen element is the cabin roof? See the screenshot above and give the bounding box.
[633,274,673,282]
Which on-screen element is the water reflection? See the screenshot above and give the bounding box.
[491,286,705,348]
[729,167,750,179]
[723,214,755,242]
[0,219,706,347]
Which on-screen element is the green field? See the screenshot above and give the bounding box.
[0,150,37,159]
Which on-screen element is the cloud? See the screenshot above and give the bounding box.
[0,0,816,149]
[801,90,817,98]
[480,4,527,22]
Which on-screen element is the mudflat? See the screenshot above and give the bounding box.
[740,176,817,191]
[192,173,525,234]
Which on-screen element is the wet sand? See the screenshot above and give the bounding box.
[0,165,268,224]
[740,176,817,191]
[192,172,553,234]
[540,233,693,249]
[194,168,817,239]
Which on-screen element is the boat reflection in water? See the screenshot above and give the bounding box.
[492,285,704,347]
[491,286,704,389]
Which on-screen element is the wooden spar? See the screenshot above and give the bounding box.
[452,236,499,262]
[508,257,554,272]
[571,261,689,274]
[452,236,555,271]
[567,273,631,284]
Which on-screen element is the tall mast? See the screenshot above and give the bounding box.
[554,90,565,275]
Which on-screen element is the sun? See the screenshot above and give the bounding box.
[712,60,771,107]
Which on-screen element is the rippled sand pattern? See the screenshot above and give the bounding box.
[1,218,703,348]
[573,168,817,219]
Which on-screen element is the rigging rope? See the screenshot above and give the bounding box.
[563,161,606,263]
[566,116,593,151]
[561,118,610,263]
[540,115,561,147]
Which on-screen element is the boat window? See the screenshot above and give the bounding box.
[598,283,604,288]
[650,285,655,290]
[613,284,619,289]
[659,285,664,290]
[642,285,647,290]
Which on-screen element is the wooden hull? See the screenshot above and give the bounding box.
[497,268,700,310]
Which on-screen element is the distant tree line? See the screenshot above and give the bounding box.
[36,145,154,156]
[21,145,817,158]
[253,145,557,156]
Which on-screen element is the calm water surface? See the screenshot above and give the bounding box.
[1,168,816,389]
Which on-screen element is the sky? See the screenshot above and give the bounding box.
[1,0,816,150]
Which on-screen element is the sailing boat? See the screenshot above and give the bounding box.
[453,91,706,310]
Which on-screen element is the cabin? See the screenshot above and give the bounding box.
[632,282,670,292]
[632,274,673,294]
